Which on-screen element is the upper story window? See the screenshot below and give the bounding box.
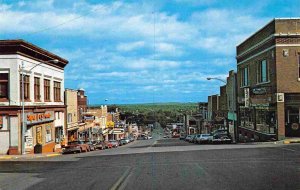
[34,77,40,101]
[68,113,72,123]
[54,81,61,102]
[0,73,8,100]
[44,79,50,101]
[257,60,268,83]
[241,66,249,87]
[20,75,30,101]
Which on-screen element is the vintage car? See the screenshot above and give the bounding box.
[62,141,90,154]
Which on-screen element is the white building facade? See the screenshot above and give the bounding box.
[0,40,68,155]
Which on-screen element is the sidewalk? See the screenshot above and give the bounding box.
[283,137,300,144]
[0,152,61,161]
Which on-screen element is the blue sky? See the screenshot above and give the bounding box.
[0,0,299,104]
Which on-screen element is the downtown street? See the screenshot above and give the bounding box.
[0,128,299,190]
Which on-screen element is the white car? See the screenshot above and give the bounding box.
[196,134,213,144]
[147,136,153,139]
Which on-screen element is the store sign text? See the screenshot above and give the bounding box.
[25,111,54,125]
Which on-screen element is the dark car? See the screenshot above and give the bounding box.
[93,141,105,150]
[84,141,96,151]
[119,139,128,145]
[128,136,135,142]
[137,136,146,140]
[62,141,89,154]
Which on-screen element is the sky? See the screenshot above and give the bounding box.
[0,0,299,104]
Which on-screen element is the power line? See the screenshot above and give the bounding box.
[23,7,98,37]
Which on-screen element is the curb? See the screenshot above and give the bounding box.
[283,139,300,144]
[0,153,62,160]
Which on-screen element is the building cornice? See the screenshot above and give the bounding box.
[0,39,68,69]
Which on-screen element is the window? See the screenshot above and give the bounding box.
[0,73,8,99]
[45,126,52,143]
[34,77,40,101]
[20,75,30,100]
[68,113,72,123]
[241,67,249,87]
[44,79,50,101]
[54,81,61,102]
[258,60,268,83]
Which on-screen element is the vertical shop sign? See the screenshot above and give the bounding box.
[36,126,42,144]
[244,88,250,108]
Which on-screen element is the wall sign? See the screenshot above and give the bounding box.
[276,93,284,102]
[25,111,54,125]
[244,88,250,108]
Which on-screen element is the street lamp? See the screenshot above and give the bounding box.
[20,59,59,155]
[206,77,226,84]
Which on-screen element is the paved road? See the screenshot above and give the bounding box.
[0,138,299,190]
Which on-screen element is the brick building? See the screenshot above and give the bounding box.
[226,70,237,142]
[236,18,300,141]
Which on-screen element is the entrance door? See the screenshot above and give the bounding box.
[285,107,300,137]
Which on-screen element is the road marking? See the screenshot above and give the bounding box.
[110,167,132,190]
[281,147,296,152]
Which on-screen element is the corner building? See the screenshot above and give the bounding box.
[0,40,68,154]
[236,18,300,141]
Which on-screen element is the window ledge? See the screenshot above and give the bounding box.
[240,85,250,88]
[256,81,271,85]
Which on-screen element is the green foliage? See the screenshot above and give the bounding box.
[117,102,198,114]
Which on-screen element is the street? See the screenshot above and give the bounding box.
[0,137,299,190]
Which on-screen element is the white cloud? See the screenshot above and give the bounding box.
[116,41,145,52]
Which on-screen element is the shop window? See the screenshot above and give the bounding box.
[54,81,61,102]
[0,73,9,100]
[240,108,254,129]
[45,126,52,143]
[34,77,40,101]
[257,60,268,83]
[20,74,30,101]
[241,66,249,87]
[44,79,50,101]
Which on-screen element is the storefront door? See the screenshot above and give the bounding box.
[285,107,300,137]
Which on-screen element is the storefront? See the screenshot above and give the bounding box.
[24,111,56,154]
[285,94,300,137]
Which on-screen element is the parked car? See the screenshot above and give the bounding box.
[185,135,192,141]
[63,141,89,154]
[189,134,197,143]
[84,141,96,151]
[137,136,147,140]
[212,135,232,144]
[128,136,135,142]
[179,133,186,140]
[196,134,213,144]
[147,136,153,139]
[119,139,128,145]
[93,141,105,150]
[104,141,113,149]
[109,140,119,148]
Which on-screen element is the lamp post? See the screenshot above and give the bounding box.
[206,77,226,84]
[21,59,58,155]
